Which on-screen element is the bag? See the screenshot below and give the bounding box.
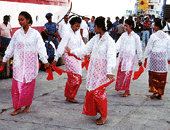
[45,41,55,58]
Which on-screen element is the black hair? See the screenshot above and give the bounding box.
[125,19,134,30]
[154,18,165,30]
[29,18,33,25]
[69,17,82,25]
[92,16,95,20]
[115,16,119,19]
[4,15,10,20]
[94,16,106,32]
[137,17,141,20]
[119,19,123,24]
[19,11,33,24]
[41,31,48,41]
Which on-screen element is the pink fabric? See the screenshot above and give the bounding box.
[64,53,82,76]
[12,78,35,109]
[115,61,133,91]
[65,73,82,99]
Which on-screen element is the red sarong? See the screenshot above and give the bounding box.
[82,88,107,117]
[65,73,82,99]
[12,78,35,109]
[82,79,115,117]
[115,61,133,91]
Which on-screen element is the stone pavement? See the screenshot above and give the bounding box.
[0,61,170,130]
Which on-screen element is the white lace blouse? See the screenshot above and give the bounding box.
[3,27,48,83]
[116,31,142,71]
[144,30,170,72]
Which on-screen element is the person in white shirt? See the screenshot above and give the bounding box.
[144,18,170,100]
[52,17,84,103]
[1,11,50,116]
[80,15,90,43]
[66,16,116,125]
[115,19,142,97]
[0,15,12,55]
[58,14,69,39]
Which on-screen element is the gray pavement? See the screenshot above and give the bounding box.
[1,60,170,130]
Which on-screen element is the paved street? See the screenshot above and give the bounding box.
[0,60,170,130]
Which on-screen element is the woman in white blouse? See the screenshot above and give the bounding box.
[66,16,116,125]
[1,11,50,115]
[144,18,170,100]
[52,17,84,103]
[115,19,142,97]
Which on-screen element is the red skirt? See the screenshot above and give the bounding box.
[115,61,133,91]
[82,87,107,117]
[12,78,35,109]
[65,73,82,99]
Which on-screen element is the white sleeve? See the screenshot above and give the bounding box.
[54,33,69,62]
[135,35,143,61]
[167,37,170,60]
[37,32,48,64]
[107,39,116,74]
[71,36,95,58]
[144,35,154,59]
[2,32,16,62]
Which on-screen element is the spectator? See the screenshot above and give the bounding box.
[58,14,69,39]
[44,13,59,49]
[115,19,125,41]
[88,16,95,40]
[134,17,143,40]
[142,16,151,49]
[80,15,90,43]
[112,16,119,42]
[0,15,12,56]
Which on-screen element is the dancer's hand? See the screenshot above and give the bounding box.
[138,60,142,66]
[65,46,71,53]
[51,60,57,67]
[44,63,50,69]
[107,74,115,80]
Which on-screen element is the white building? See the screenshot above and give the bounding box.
[147,0,162,17]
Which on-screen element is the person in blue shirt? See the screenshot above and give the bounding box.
[44,13,59,49]
[88,16,95,40]
[112,16,119,42]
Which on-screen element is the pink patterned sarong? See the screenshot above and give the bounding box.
[115,61,133,91]
[12,78,35,109]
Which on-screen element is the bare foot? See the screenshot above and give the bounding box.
[122,91,130,97]
[23,106,30,113]
[11,108,21,116]
[96,117,107,125]
[150,93,158,99]
[95,117,101,123]
[156,95,162,100]
[66,98,78,103]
